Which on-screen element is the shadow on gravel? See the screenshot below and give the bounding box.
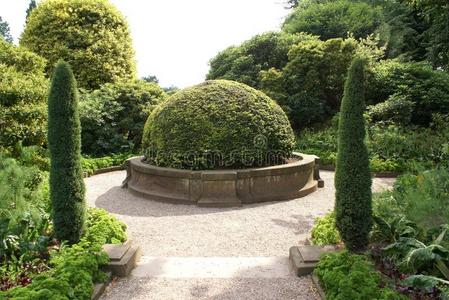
[271,214,315,235]
[95,186,290,218]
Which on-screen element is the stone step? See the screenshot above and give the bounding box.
[289,245,337,277]
[131,256,295,278]
[102,240,141,277]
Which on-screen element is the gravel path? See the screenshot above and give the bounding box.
[85,170,395,299]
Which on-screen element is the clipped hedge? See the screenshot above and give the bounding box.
[21,0,136,89]
[142,80,295,170]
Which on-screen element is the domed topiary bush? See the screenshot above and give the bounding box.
[142,80,295,170]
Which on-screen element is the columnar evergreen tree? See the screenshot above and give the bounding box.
[335,57,372,252]
[48,60,86,244]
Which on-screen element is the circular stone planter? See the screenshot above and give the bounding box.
[122,153,323,207]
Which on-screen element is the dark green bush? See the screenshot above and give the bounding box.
[282,0,383,40]
[315,251,407,300]
[142,80,296,170]
[260,36,382,128]
[0,39,48,149]
[21,0,136,89]
[335,58,372,252]
[47,61,85,244]
[79,80,166,155]
[366,60,449,126]
[206,32,311,88]
[367,94,415,125]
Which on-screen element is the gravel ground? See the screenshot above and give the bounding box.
[100,277,319,300]
[85,170,395,300]
[85,170,395,257]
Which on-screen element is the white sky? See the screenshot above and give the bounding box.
[0,0,289,88]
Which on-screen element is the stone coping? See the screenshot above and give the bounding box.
[123,152,323,207]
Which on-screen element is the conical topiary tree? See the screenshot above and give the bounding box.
[48,60,86,244]
[335,57,372,252]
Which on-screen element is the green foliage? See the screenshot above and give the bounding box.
[261,36,382,128]
[406,0,449,69]
[0,39,48,149]
[207,32,312,88]
[282,0,383,40]
[367,94,415,125]
[21,0,136,89]
[79,80,166,155]
[315,251,407,300]
[143,80,296,170]
[0,16,13,43]
[391,169,449,231]
[311,212,341,245]
[335,58,372,252]
[84,208,127,245]
[297,114,449,172]
[366,60,449,126]
[0,156,50,261]
[26,0,37,21]
[0,207,127,297]
[383,226,449,282]
[376,0,428,61]
[81,152,136,177]
[47,61,85,244]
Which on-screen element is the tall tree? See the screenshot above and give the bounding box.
[48,60,86,244]
[0,16,13,43]
[335,57,372,253]
[26,0,37,21]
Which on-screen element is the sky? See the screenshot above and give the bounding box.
[0,0,290,88]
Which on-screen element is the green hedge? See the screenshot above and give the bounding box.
[142,80,295,170]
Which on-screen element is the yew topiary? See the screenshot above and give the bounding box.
[142,80,296,170]
[335,57,372,252]
[48,60,85,244]
[21,0,136,89]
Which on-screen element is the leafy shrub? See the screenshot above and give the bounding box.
[206,32,312,88]
[366,60,449,126]
[315,251,407,300]
[335,58,372,252]
[79,80,166,155]
[84,208,126,245]
[0,207,127,297]
[282,0,383,40]
[143,80,296,170]
[48,61,86,244]
[21,0,136,89]
[367,93,414,125]
[0,40,48,149]
[311,212,341,245]
[260,36,382,128]
[296,114,449,172]
[81,152,136,176]
[392,169,449,231]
